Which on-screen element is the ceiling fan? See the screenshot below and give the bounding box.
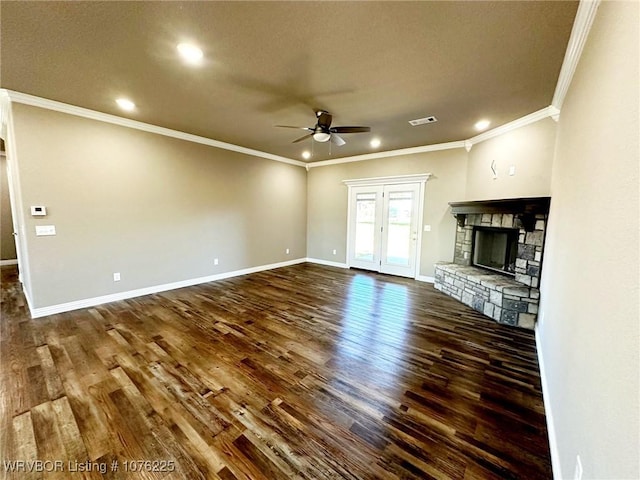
[276,110,370,146]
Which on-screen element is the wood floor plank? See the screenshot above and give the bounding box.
[36,345,65,401]
[30,401,67,480]
[45,339,113,462]
[51,397,90,466]
[0,263,552,479]
[12,411,39,480]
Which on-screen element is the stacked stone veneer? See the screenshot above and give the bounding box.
[435,211,548,329]
[434,263,539,329]
[453,212,547,288]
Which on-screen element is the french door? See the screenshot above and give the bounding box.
[348,183,421,278]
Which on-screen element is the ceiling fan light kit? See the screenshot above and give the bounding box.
[312,132,331,143]
[276,109,371,147]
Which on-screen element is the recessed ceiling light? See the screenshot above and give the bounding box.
[475,119,491,131]
[370,138,381,148]
[302,151,311,160]
[115,98,135,112]
[177,43,203,64]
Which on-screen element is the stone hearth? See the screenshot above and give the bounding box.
[434,263,539,328]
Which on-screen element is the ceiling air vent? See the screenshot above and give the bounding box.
[409,116,438,126]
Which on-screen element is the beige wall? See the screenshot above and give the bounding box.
[538,2,639,479]
[306,117,557,278]
[307,149,468,277]
[11,103,307,308]
[466,117,556,200]
[1,154,17,260]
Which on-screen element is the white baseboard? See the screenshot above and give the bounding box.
[23,284,35,313]
[416,275,435,283]
[535,324,561,480]
[0,259,18,266]
[305,260,435,282]
[28,258,307,319]
[305,258,348,269]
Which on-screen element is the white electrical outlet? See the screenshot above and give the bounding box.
[574,455,583,480]
[424,225,431,232]
[214,258,219,265]
[113,272,121,282]
[285,248,290,254]
[509,165,516,176]
[332,249,337,255]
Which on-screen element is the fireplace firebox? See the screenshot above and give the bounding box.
[471,227,519,276]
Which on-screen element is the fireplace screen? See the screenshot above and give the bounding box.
[472,227,518,275]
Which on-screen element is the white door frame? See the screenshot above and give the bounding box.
[1,92,33,305]
[343,173,431,280]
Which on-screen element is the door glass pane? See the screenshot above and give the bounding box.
[386,191,413,265]
[354,193,376,261]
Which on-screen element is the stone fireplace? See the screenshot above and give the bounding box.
[434,197,550,329]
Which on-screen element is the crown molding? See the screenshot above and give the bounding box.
[1,89,306,168]
[4,93,563,171]
[466,106,559,148]
[464,140,473,152]
[551,0,601,111]
[309,105,558,167]
[307,141,466,168]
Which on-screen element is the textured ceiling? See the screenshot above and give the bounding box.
[0,1,578,162]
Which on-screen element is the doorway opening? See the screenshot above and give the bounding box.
[344,174,430,279]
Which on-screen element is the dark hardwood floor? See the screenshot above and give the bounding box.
[0,263,552,479]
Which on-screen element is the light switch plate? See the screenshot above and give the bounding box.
[35,225,56,236]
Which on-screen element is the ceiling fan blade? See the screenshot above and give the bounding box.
[292,133,313,143]
[275,125,312,130]
[331,126,371,134]
[331,134,346,146]
[316,111,332,129]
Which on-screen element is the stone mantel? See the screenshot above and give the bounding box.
[449,197,550,231]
